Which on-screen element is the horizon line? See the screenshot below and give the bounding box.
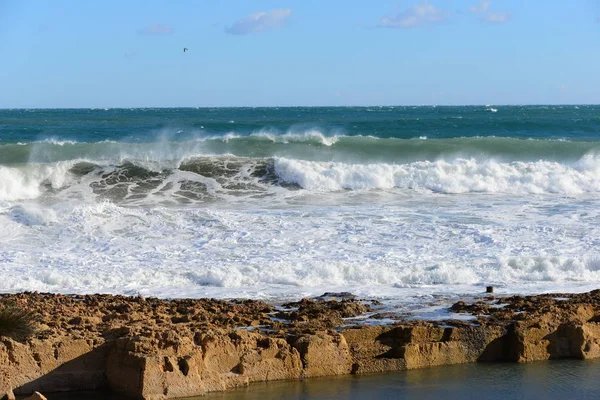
[1,103,599,110]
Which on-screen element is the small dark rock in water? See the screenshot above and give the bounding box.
[370,312,404,320]
[450,301,467,313]
[486,286,494,293]
[450,301,490,315]
[315,292,357,301]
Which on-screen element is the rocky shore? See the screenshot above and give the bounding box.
[2,289,600,399]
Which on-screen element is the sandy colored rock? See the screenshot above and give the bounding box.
[0,365,13,400]
[500,306,596,362]
[574,322,600,359]
[276,298,370,331]
[292,331,352,377]
[343,325,407,374]
[3,290,600,398]
[107,329,303,399]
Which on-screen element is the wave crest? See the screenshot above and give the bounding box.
[3,153,600,203]
[274,154,600,194]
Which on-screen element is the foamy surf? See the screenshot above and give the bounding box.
[1,196,599,299]
[2,153,600,203]
[1,106,600,302]
[274,154,600,194]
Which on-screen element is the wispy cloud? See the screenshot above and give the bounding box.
[380,1,449,29]
[226,9,292,35]
[139,23,174,35]
[470,1,511,24]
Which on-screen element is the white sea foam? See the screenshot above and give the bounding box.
[41,138,77,146]
[215,129,341,146]
[274,154,600,194]
[1,193,599,300]
[251,129,340,146]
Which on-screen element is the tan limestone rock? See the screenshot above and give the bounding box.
[511,310,593,362]
[403,342,471,369]
[292,331,352,377]
[343,325,407,374]
[575,322,600,359]
[0,365,13,400]
[107,329,303,399]
[6,290,600,399]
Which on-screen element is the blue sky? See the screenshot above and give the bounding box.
[1,0,599,107]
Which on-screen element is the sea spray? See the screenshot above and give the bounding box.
[1,106,600,300]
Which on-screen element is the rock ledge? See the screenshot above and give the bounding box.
[2,290,600,399]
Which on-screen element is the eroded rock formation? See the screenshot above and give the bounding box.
[2,290,600,399]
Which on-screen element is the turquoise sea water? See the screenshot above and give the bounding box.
[2,106,600,164]
[0,106,599,302]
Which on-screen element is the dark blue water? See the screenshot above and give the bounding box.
[1,106,599,166]
[204,359,600,400]
[1,106,599,145]
[38,360,600,400]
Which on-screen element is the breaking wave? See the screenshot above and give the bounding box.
[2,153,600,203]
[274,154,600,194]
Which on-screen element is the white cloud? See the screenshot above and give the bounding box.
[381,1,448,29]
[470,1,511,24]
[470,0,491,14]
[226,9,292,35]
[139,23,174,35]
[482,11,512,24]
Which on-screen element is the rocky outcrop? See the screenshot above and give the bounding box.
[0,337,107,397]
[107,330,303,399]
[4,290,600,399]
[343,324,506,373]
[451,290,600,363]
[291,331,352,377]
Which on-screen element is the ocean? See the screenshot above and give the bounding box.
[1,106,599,306]
[40,359,600,400]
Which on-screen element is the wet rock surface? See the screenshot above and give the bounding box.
[2,290,600,399]
[273,298,371,333]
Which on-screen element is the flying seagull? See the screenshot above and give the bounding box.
[183,48,188,52]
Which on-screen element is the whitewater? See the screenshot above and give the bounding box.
[1,106,600,305]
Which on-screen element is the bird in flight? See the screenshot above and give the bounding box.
[183,48,188,52]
